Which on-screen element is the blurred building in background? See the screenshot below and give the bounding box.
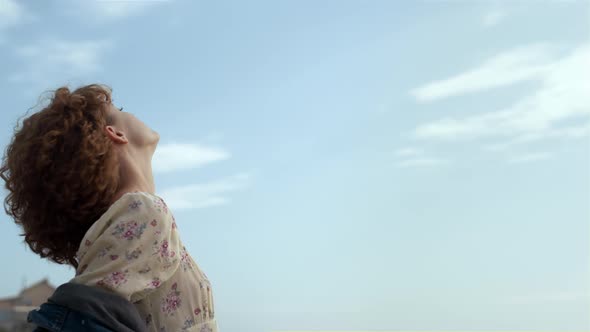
[0,279,54,332]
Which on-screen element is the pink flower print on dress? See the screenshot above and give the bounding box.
[111,220,147,241]
[128,200,143,210]
[97,270,129,288]
[199,325,213,332]
[194,308,201,316]
[159,197,168,214]
[158,240,170,258]
[98,245,113,258]
[150,219,158,227]
[148,278,161,289]
[161,282,182,316]
[125,248,142,261]
[84,240,92,246]
[109,255,119,261]
[110,271,126,285]
[180,247,192,271]
[152,196,168,214]
[152,240,177,270]
[181,318,195,331]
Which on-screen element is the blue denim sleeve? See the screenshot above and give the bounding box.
[28,302,115,332]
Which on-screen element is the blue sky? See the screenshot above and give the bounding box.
[0,0,589,331]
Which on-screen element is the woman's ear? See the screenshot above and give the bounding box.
[104,125,128,144]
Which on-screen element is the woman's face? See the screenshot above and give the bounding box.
[105,103,160,148]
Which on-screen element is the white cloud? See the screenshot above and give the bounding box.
[394,147,422,157]
[152,143,230,173]
[9,38,111,86]
[507,291,588,304]
[393,147,449,168]
[396,157,449,168]
[485,121,590,151]
[159,173,251,210]
[411,44,590,145]
[0,0,24,29]
[410,43,557,103]
[507,152,552,164]
[74,0,169,20]
[482,9,507,28]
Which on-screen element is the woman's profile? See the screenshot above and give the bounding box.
[0,84,218,332]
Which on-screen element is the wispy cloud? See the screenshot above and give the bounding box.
[393,147,449,168]
[72,0,170,21]
[159,173,251,210]
[9,38,111,87]
[394,147,422,157]
[410,43,557,103]
[506,291,588,304]
[0,0,24,29]
[396,157,449,168]
[410,44,590,145]
[485,121,590,151]
[153,143,230,173]
[507,152,553,164]
[482,9,507,28]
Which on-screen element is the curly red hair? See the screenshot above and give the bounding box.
[0,84,121,267]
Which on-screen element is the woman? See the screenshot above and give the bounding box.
[0,84,218,332]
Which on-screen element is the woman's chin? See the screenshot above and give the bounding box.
[151,130,160,144]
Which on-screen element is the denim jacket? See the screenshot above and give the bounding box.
[27,282,147,332]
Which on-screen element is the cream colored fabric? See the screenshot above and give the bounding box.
[71,191,218,332]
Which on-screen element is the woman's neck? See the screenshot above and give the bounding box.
[112,150,155,203]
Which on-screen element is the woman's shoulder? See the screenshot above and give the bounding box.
[98,191,150,218]
[112,191,167,206]
[84,192,168,236]
[116,190,157,202]
[112,191,170,216]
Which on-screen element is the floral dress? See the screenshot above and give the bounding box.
[71,191,218,332]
